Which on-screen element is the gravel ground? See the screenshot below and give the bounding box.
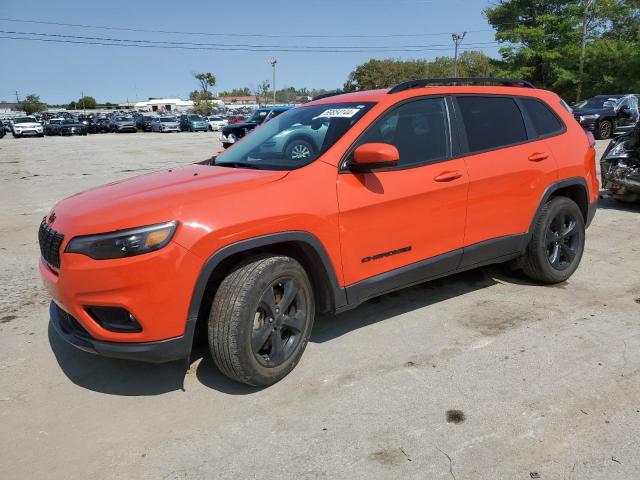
[1,133,639,480]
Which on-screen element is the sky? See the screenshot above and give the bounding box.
[1,0,499,104]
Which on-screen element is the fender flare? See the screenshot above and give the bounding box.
[181,231,347,356]
[528,177,593,236]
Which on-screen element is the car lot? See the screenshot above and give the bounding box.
[1,134,639,479]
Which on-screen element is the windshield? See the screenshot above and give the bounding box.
[115,116,130,121]
[248,109,270,124]
[188,115,203,121]
[160,117,176,122]
[63,119,77,124]
[14,117,35,123]
[215,102,375,170]
[575,97,621,109]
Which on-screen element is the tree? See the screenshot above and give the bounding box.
[194,72,217,93]
[18,94,46,115]
[219,87,252,97]
[484,0,640,100]
[190,90,215,116]
[253,80,271,106]
[77,96,97,109]
[343,53,496,91]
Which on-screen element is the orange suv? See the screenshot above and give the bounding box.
[40,78,598,386]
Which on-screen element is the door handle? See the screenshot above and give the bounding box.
[528,152,549,162]
[434,171,463,182]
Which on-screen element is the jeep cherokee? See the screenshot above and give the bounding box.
[40,78,598,387]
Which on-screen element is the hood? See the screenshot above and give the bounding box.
[14,122,41,128]
[49,163,288,236]
[223,121,258,132]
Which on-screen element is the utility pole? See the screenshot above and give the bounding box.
[81,91,85,114]
[576,0,595,103]
[270,57,277,106]
[451,32,467,77]
[15,90,20,103]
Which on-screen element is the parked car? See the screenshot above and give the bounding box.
[2,119,12,133]
[110,115,137,133]
[152,116,180,132]
[11,116,44,138]
[601,112,640,203]
[220,106,291,148]
[180,114,209,132]
[57,119,88,136]
[44,118,65,136]
[88,118,112,134]
[40,78,598,387]
[206,115,228,131]
[573,94,640,139]
[0,122,4,138]
[138,115,155,132]
[226,114,246,125]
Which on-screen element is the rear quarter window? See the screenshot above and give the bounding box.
[456,96,527,153]
[520,98,564,137]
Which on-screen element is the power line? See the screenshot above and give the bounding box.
[0,16,500,39]
[0,29,500,50]
[0,34,499,54]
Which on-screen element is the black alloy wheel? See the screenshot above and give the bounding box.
[252,277,308,367]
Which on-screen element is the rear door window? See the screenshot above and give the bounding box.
[456,96,527,153]
[520,98,564,137]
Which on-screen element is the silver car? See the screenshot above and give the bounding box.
[152,116,180,133]
[110,115,137,133]
[256,119,329,160]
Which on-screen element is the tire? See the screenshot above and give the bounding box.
[595,120,613,140]
[284,139,315,161]
[209,256,315,387]
[12,133,21,138]
[520,197,585,283]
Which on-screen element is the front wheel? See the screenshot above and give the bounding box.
[284,139,314,161]
[520,197,585,283]
[595,120,613,140]
[209,256,315,387]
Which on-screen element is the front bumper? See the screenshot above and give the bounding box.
[574,116,598,131]
[50,302,194,363]
[14,127,43,136]
[39,239,202,344]
[116,125,137,132]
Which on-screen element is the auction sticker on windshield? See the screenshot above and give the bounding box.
[316,108,362,118]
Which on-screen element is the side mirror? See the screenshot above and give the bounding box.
[349,143,399,172]
[620,106,631,118]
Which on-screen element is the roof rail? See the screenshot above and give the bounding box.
[311,91,344,101]
[388,77,535,94]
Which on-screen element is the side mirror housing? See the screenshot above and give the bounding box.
[349,143,399,172]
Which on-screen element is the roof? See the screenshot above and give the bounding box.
[306,85,558,108]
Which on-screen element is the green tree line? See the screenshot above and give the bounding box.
[344,0,639,100]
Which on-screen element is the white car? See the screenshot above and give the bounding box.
[11,116,44,138]
[206,116,228,131]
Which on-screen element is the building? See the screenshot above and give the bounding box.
[132,98,195,113]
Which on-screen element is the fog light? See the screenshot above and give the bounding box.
[85,306,142,332]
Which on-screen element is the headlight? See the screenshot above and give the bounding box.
[580,114,600,121]
[65,221,177,260]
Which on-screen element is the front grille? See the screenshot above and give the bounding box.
[38,218,64,268]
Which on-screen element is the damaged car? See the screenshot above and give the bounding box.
[601,95,640,202]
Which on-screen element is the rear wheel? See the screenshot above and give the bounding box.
[520,197,585,283]
[595,120,613,140]
[208,256,315,387]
